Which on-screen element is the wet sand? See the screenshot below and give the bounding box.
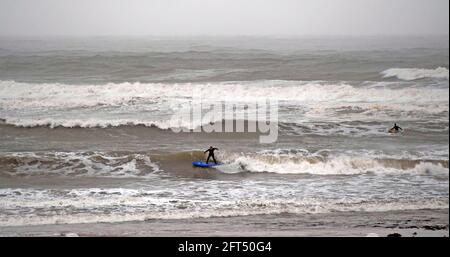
[1,209,447,237]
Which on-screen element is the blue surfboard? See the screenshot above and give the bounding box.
[192,161,221,168]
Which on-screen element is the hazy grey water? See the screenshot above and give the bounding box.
[0,36,448,230]
[0,36,448,83]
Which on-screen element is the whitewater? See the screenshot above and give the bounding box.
[0,36,448,235]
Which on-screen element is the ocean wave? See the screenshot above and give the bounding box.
[1,114,449,139]
[382,67,449,80]
[0,80,448,110]
[1,113,448,133]
[1,150,447,178]
[1,80,447,133]
[218,150,449,175]
[0,187,447,226]
[0,152,160,178]
[0,117,176,129]
[1,105,449,139]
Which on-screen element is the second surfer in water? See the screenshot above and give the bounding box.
[204,146,219,164]
[390,123,403,133]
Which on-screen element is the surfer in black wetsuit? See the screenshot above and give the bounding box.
[390,123,403,132]
[204,146,218,164]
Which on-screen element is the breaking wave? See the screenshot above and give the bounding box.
[0,187,447,226]
[0,152,160,178]
[382,67,449,81]
[1,150,448,177]
[218,149,449,175]
[0,80,448,110]
[0,80,448,135]
[0,117,176,129]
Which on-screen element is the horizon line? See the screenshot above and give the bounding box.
[0,33,449,39]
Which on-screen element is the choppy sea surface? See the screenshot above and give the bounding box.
[0,36,448,233]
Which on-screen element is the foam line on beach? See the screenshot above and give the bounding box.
[0,188,447,227]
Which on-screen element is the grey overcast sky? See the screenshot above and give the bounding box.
[0,0,448,36]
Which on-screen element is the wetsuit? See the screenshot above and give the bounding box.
[204,147,218,164]
[392,124,403,132]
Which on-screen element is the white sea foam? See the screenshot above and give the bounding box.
[0,187,446,226]
[0,152,160,178]
[0,80,448,110]
[219,150,449,175]
[2,149,447,177]
[0,117,174,129]
[382,67,449,80]
[0,80,447,131]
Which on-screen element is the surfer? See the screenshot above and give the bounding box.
[390,123,403,133]
[204,146,219,164]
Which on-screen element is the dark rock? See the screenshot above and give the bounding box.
[387,233,402,237]
[423,225,447,231]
